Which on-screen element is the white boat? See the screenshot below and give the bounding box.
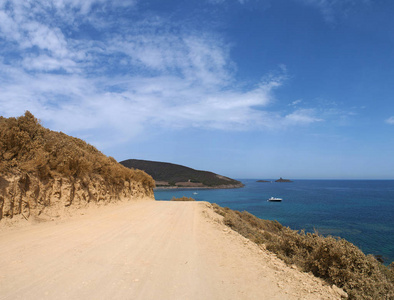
[267,197,282,202]
[193,192,198,195]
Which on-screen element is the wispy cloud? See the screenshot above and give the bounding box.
[284,108,323,125]
[291,99,302,106]
[296,0,370,22]
[0,0,326,148]
[386,116,394,125]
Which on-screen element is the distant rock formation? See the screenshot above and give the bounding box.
[0,112,155,222]
[275,177,293,183]
[256,180,270,183]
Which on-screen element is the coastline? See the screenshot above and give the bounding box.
[155,179,394,265]
[154,183,245,190]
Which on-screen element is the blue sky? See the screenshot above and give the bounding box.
[1,0,394,179]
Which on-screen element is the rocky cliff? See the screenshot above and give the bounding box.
[0,112,155,222]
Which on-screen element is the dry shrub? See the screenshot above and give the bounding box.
[212,203,394,300]
[0,112,155,191]
[171,196,196,201]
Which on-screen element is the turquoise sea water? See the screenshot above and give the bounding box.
[154,180,394,265]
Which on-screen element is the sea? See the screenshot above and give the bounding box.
[154,179,394,265]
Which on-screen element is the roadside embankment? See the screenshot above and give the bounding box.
[0,112,155,223]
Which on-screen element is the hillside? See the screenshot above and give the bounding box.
[213,204,394,299]
[120,159,244,189]
[0,112,155,222]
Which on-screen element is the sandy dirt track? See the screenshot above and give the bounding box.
[0,201,342,299]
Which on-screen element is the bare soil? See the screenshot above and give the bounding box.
[0,201,344,299]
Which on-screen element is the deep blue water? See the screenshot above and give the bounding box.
[154,180,394,264]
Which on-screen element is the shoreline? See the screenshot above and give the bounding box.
[154,183,245,190]
[155,179,394,265]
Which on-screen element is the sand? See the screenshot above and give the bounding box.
[0,200,344,299]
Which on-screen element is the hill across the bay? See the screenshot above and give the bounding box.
[120,159,244,189]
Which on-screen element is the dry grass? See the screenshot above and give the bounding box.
[0,111,155,190]
[171,196,196,201]
[212,204,394,300]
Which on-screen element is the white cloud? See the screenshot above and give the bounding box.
[386,116,394,125]
[284,109,323,125]
[0,0,326,149]
[296,0,370,22]
[109,32,233,87]
[22,54,78,72]
[291,99,302,106]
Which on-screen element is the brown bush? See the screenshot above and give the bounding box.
[0,111,155,190]
[171,196,196,201]
[212,204,394,300]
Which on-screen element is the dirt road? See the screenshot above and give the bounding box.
[0,201,342,299]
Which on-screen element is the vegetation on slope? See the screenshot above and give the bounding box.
[120,159,243,188]
[212,204,394,300]
[0,111,155,190]
[171,196,196,201]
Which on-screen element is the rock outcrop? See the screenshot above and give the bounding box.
[275,177,293,183]
[0,173,153,221]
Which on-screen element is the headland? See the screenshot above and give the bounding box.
[120,159,244,189]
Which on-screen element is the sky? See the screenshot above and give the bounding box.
[1,0,394,179]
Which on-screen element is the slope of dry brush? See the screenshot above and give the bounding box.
[0,111,155,220]
[212,204,394,300]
